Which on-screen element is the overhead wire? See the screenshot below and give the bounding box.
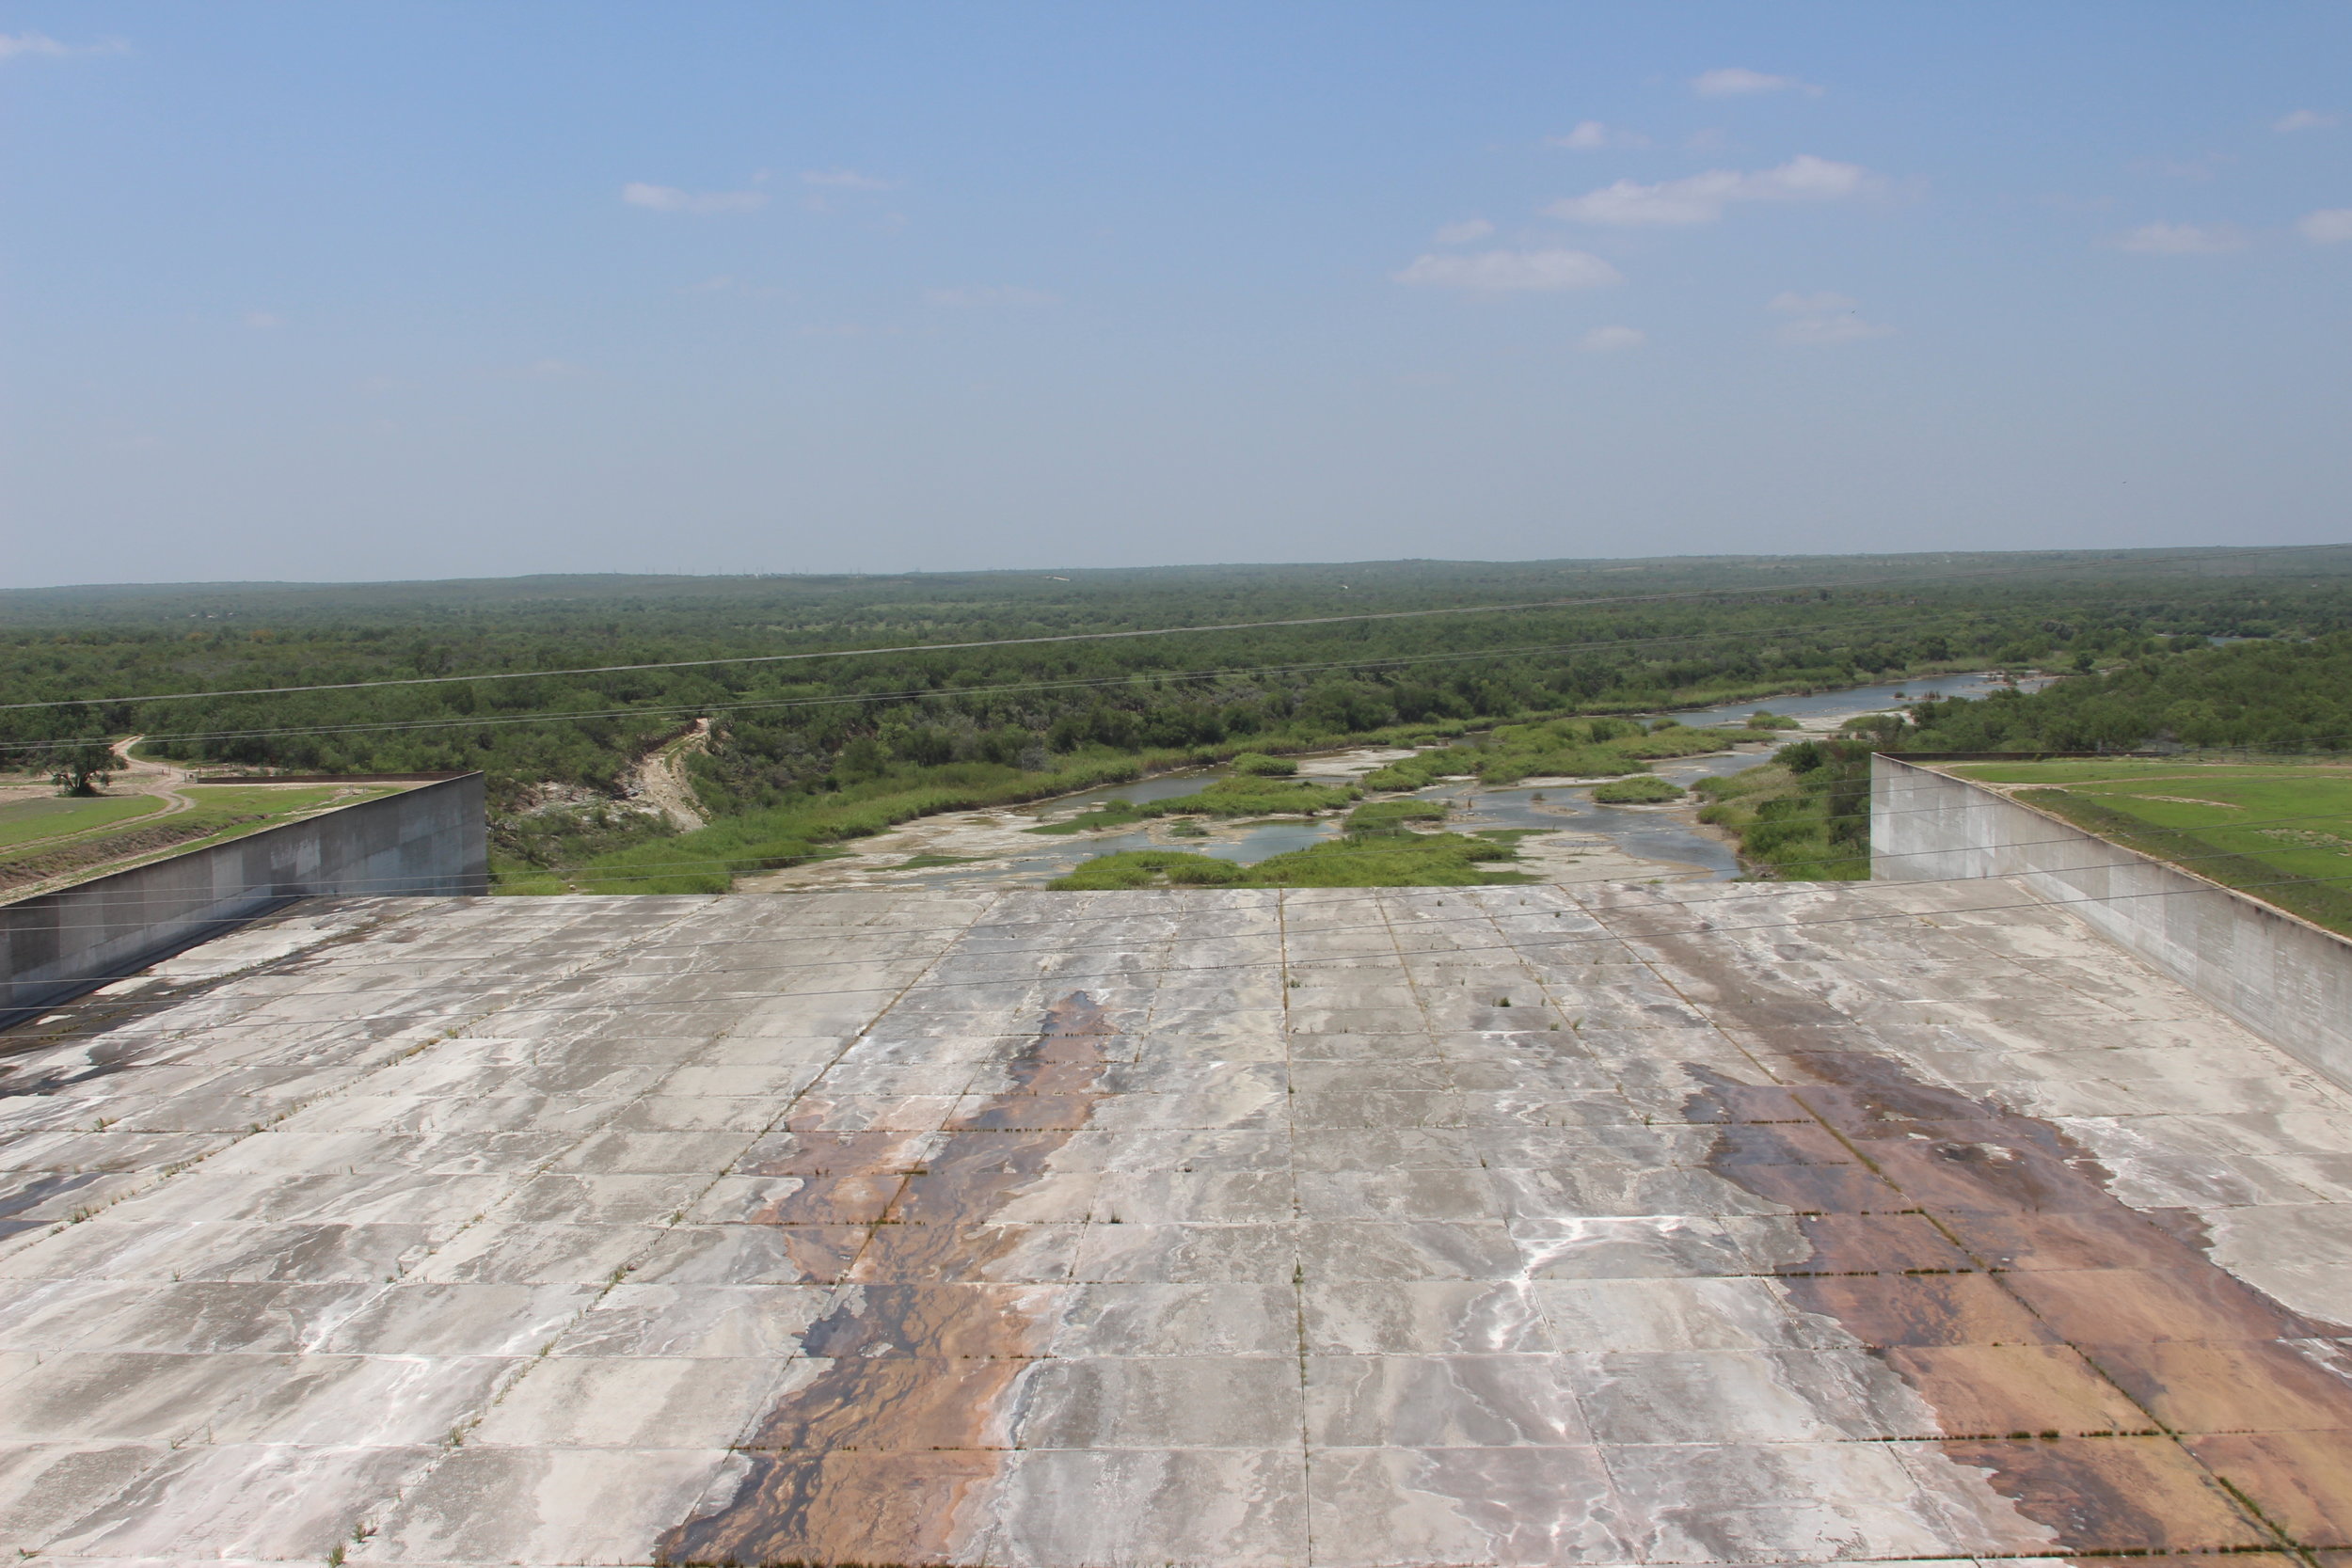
[4,538,2341,714]
[6,762,2344,913]
[14,859,2352,1037]
[0,613,1958,752]
[4,544,2348,1014]
[5,768,2347,927]
[10,786,2352,1012]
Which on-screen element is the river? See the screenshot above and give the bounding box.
[739,672,2030,894]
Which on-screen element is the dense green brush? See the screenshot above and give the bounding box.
[1050,829,1524,890]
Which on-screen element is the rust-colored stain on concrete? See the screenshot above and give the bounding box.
[658,991,1120,1567]
[19,885,2352,1566]
[1695,1048,2352,1556]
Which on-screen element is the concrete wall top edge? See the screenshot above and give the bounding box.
[1874,753,2352,957]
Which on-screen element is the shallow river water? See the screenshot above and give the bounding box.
[750,673,2028,892]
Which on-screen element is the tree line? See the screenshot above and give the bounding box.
[1,552,2344,834]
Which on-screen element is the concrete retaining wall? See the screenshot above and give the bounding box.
[1,773,486,1026]
[1872,754,2352,1088]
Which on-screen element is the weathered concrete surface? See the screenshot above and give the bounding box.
[0,773,487,1028]
[3,880,2352,1565]
[1874,753,2352,1090]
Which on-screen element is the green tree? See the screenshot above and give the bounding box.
[49,741,121,796]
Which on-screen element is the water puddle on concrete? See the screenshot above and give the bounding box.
[660,991,1120,1565]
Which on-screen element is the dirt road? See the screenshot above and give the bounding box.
[633,719,710,832]
[108,736,196,818]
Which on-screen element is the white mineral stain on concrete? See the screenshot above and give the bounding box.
[0,881,2347,1562]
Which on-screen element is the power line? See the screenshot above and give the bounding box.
[478,786,2352,890]
[6,768,2345,923]
[14,860,2352,1033]
[11,804,2351,1006]
[5,541,2341,714]
[0,613,1962,753]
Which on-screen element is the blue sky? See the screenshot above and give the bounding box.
[4,3,2347,585]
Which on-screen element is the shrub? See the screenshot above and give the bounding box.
[1050,850,1244,890]
[1051,830,1526,889]
[1362,747,1480,791]
[1590,776,1685,804]
[1227,752,1297,776]
[1346,800,1449,833]
[1183,776,1357,815]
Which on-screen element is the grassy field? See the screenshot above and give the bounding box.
[0,783,402,893]
[1947,760,2352,935]
[170,784,402,830]
[0,793,168,849]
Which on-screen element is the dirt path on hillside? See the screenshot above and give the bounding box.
[633,719,710,832]
[110,736,197,818]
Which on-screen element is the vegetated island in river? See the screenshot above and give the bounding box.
[1,549,2342,894]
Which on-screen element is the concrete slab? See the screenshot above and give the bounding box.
[2,882,2351,1563]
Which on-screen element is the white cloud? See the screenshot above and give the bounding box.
[2139,152,2232,181]
[1431,218,1495,245]
[0,32,125,60]
[802,168,894,190]
[621,182,768,214]
[1768,290,1857,315]
[2115,221,2245,254]
[2298,208,2352,244]
[1769,291,1891,344]
[923,285,1058,308]
[1391,249,1622,291]
[1692,67,1821,98]
[1780,315,1893,344]
[685,275,787,300]
[1579,325,1646,353]
[491,358,591,380]
[1546,154,1877,226]
[1549,120,1648,151]
[2275,109,2339,134]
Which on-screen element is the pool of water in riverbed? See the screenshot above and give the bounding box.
[1415,746,1770,881]
[881,744,1772,889]
[855,673,2026,888]
[1662,670,2034,729]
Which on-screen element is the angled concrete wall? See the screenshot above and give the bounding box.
[0,773,485,1026]
[1873,753,2352,1088]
